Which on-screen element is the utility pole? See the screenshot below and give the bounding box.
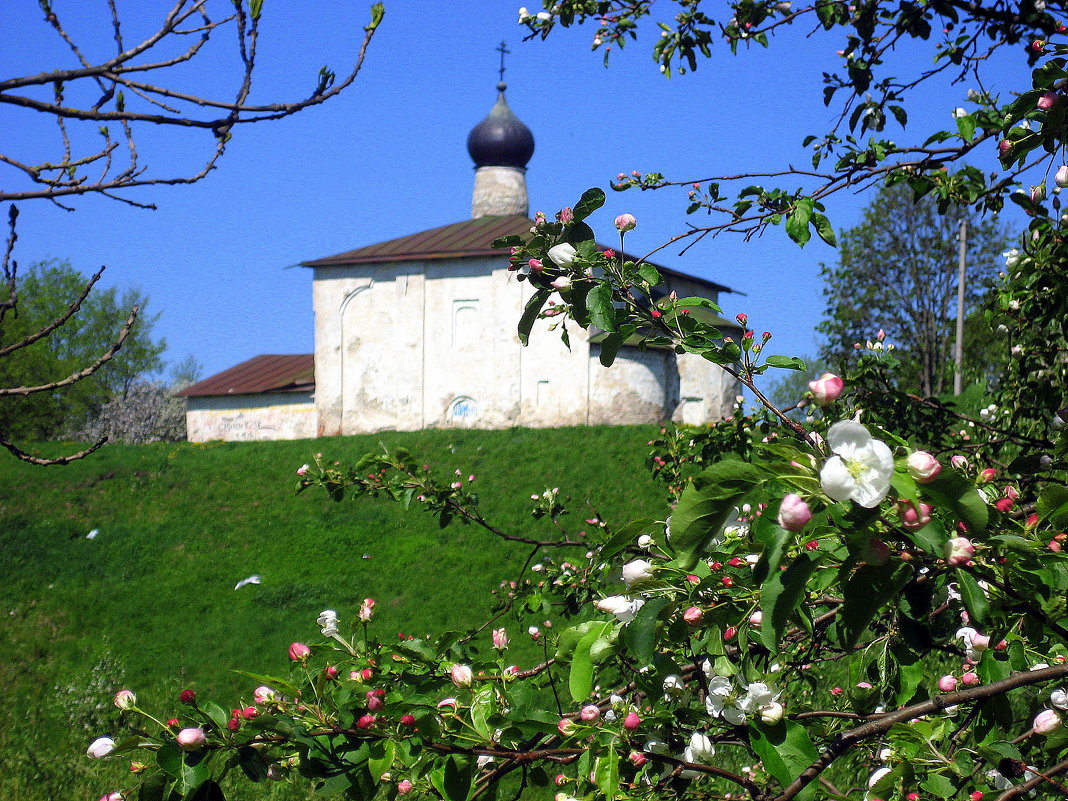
[954,217,967,395]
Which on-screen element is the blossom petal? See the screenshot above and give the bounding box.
[820,456,855,502]
[826,420,871,459]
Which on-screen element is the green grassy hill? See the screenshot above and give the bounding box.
[0,426,665,799]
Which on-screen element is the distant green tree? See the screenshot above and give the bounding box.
[817,184,1008,397]
[0,260,165,441]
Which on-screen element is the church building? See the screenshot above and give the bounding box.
[178,80,741,441]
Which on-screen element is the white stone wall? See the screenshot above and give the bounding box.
[185,393,316,442]
[312,255,739,433]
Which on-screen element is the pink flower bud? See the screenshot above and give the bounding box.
[736,312,748,325]
[907,794,920,801]
[492,628,509,649]
[724,626,738,640]
[557,207,574,223]
[179,689,197,705]
[907,451,941,483]
[113,690,136,710]
[628,751,647,767]
[99,794,124,801]
[253,685,276,704]
[938,675,958,692]
[360,598,376,621]
[1057,166,1068,189]
[1031,184,1046,204]
[361,667,375,681]
[176,727,206,751]
[296,464,309,476]
[288,642,310,661]
[900,501,933,531]
[945,536,974,566]
[856,682,873,689]
[450,664,474,687]
[357,714,377,729]
[614,213,637,232]
[808,373,844,406]
[998,140,1012,160]
[683,606,704,625]
[580,705,601,722]
[830,687,843,695]
[400,714,417,726]
[995,497,1014,513]
[623,711,641,730]
[557,718,576,736]
[554,774,568,786]
[961,672,979,686]
[777,493,812,531]
[978,468,996,484]
[1039,91,1059,110]
[528,258,544,271]
[749,611,763,626]
[1034,708,1062,734]
[397,780,413,795]
[951,455,968,470]
[367,692,384,712]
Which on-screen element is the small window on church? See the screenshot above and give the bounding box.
[536,380,550,405]
[448,397,479,425]
[452,300,480,348]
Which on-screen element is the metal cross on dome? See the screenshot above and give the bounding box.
[496,41,510,83]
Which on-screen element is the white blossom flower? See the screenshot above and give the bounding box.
[704,674,746,725]
[547,243,578,267]
[594,595,645,623]
[86,737,116,759]
[1051,688,1068,710]
[621,559,653,585]
[820,421,893,508]
[683,731,716,763]
[317,609,339,636]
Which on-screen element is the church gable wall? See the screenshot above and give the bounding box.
[186,393,316,442]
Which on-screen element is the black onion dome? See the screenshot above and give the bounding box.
[466,82,535,169]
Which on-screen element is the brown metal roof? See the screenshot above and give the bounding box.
[301,215,734,294]
[301,215,531,267]
[176,354,314,398]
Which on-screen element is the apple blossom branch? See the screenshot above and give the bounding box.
[776,662,1068,801]
[0,1,384,205]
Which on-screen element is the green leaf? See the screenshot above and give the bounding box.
[491,235,524,249]
[469,689,495,741]
[955,114,976,142]
[956,570,989,625]
[638,264,662,285]
[760,552,820,650]
[587,282,617,332]
[188,780,225,801]
[1038,484,1068,527]
[623,597,670,664]
[237,745,268,782]
[785,197,814,246]
[518,289,551,346]
[669,460,763,569]
[836,562,911,648]
[573,187,607,222]
[570,623,613,701]
[749,721,819,796]
[920,773,956,798]
[599,332,623,367]
[433,756,474,801]
[812,212,837,246]
[763,355,807,371]
[248,0,264,20]
[203,701,230,732]
[138,772,168,801]
[567,221,597,245]
[594,752,620,801]
[922,471,989,533]
[157,743,210,796]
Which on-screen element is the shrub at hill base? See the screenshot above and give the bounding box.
[84,3,1068,801]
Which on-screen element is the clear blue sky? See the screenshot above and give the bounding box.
[2,2,1032,384]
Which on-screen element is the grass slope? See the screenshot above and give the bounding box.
[0,426,664,798]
